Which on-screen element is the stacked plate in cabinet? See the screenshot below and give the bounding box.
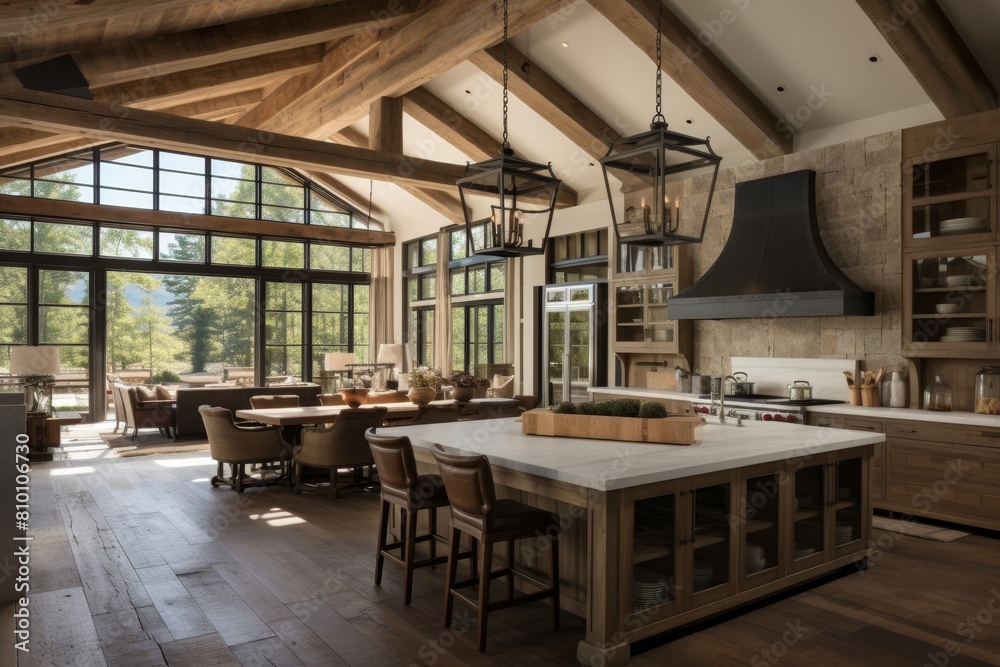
[941,326,986,343]
[939,217,988,235]
[632,567,672,611]
[794,522,822,547]
[835,521,856,544]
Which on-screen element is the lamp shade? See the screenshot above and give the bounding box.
[601,122,721,246]
[10,346,60,375]
[324,352,355,371]
[377,344,404,366]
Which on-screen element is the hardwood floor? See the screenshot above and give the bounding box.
[21,427,1000,666]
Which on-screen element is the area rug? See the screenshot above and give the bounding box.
[873,516,970,542]
[99,431,210,457]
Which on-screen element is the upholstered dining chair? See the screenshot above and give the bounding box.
[249,394,300,409]
[431,444,561,652]
[364,430,473,605]
[403,404,469,426]
[490,374,515,399]
[110,382,127,434]
[292,407,388,498]
[199,405,289,493]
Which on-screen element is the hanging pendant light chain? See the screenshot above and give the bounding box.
[653,0,665,125]
[501,0,510,149]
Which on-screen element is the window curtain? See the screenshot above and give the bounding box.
[370,244,394,360]
[504,257,516,365]
[433,229,452,374]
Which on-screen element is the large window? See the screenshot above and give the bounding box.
[549,228,609,283]
[403,235,438,368]
[0,146,377,421]
[0,144,375,230]
[451,303,503,378]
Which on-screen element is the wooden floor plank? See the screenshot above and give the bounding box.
[209,561,297,625]
[229,636,305,667]
[30,588,107,666]
[91,608,167,667]
[136,564,216,641]
[59,492,154,615]
[178,568,276,647]
[158,633,241,666]
[267,616,350,667]
[287,599,403,666]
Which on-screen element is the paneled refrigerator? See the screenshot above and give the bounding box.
[538,282,608,407]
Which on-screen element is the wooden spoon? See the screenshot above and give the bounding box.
[874,367,885,385]
[843,370,854,386]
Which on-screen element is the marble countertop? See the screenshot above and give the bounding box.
[386,418,882,492]
[588,386,1000,429]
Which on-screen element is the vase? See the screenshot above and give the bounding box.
[408,386,436,406]
[452,386,475,403]
[340,388,369,408]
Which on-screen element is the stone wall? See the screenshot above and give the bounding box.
[689,130,905,378]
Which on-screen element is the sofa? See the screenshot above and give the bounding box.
[175,384,321,437]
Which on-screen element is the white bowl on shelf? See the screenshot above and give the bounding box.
[745,542,765,560]
[935,303,960,314]
[745,557,767,574]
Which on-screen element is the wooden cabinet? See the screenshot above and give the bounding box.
[843,417,885,501]
[903,144,995,250]
[611,243,692,356]
[624,470,737,626]
[622,448,870,638]
[882,419,1000,530]
[902,141,1000,356]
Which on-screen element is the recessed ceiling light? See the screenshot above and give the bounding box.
[685,118,694,125]
[465,89,471,94]
[561,41,569,48]
[776,85,786,93]
[869,54,880,63]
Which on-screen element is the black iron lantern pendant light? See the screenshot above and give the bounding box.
[456,0,562,257]
[600,0,722,246]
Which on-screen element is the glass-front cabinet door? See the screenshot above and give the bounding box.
[630,490,681,622]
[738,465,782,591]
[790,462,827,574]
[904,248,994,353]
[686,476,735,607]
[546,308,566,404]
[831,455,865,560]
[612,280,678,352]
[614,283,645,346]
[905,144,995,248]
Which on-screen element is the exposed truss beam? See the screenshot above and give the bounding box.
[589,0,791,159]
[306,170,388,220]
[0,86,467,191]
[401,87,497,160]
[0,0,212,38]
[0,194,395,245]
[468,44,623,161]
[855,0,996,118]
[261,0,577,140]
[0,136,103,169]
[158,90,264,120]
[334,126,468,224]
[91,45,325,109]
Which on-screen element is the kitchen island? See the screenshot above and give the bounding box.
[385,417,883,665]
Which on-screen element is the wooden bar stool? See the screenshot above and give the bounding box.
[430,444,560,652]
[365,430,472,605]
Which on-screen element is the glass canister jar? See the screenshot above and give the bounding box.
[975,366,1000,414]
[923,374,952,411]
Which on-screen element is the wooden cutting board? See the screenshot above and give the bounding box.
[521,409,703,445]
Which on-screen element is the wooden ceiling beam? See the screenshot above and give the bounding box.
[401,87,497,160]
[0,193,396,245]
[334,126,468,224]
[855,0,997,118]
[589,0,791,159]
[262,0,577,140]
[157,90,264,120]
[369,97,404,155]
[90,45,325,109]
[0,136,103,168]
[0,0,419,88]
[468,44,622,161]
[0,86,467,190]
[0,0,209,38]
[233,28,391,131]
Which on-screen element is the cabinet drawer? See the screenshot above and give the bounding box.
[808,414,844,429]
[888,421,1000,448]
[886,438,1000,520]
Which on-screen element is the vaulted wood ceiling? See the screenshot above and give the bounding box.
[0,0,996,233]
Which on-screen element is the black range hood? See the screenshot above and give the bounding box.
[668,169,874,320]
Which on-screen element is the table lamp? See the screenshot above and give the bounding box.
[10,345,60,416]
[377,344,404,389]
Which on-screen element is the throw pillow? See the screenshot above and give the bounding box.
[491,374,515,399]
[154,385,172,400]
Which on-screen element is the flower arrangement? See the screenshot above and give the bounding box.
[403,366,442,388]
[449,371,489,388]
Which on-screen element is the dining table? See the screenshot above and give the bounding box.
[234,397,520,427]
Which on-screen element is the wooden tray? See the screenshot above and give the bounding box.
[521,409,704,445]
